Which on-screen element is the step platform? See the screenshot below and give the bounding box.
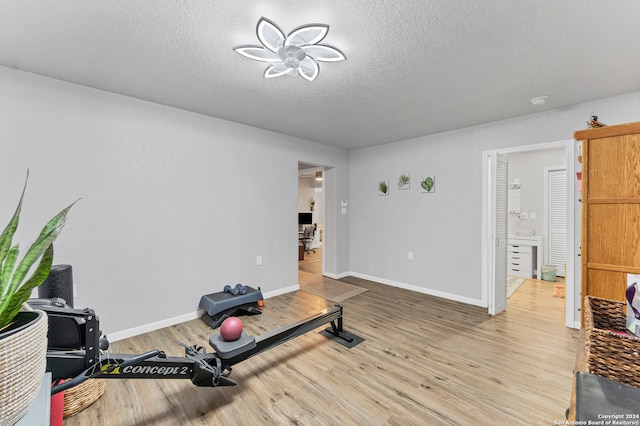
[199,286,263,329]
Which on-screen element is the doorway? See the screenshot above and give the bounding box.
[482,140,578,328]
[298,163,324,281]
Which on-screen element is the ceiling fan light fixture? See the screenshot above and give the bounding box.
[279,46,306,68]
[234,17,346,81]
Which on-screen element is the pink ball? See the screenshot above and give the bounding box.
[220,317,244,341]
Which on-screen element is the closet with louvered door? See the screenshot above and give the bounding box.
[547,169,567,277]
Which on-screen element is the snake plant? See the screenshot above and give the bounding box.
[0,172,77,330]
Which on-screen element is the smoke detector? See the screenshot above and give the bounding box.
[530,96,548,106]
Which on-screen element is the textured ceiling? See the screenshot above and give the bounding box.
[1,1,639,150]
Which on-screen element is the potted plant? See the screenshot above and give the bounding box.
[0,172,76,425]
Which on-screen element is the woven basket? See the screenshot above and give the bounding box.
[0,308,48,426]
[63,378,106,418]
[584,296,640,388]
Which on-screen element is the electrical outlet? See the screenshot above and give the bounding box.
[256,256,262,266]
[408,251,414,260]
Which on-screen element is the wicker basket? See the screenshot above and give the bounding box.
[584,296,640,388]
[0,309,48,426]
[63,378,106,418]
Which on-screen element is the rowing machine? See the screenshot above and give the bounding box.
[28,298,363,395]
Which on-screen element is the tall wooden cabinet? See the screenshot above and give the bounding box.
[574,122,640,322]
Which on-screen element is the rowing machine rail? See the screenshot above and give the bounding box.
[39,302,361,395]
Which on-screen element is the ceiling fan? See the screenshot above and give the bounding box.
[233,17,346,81]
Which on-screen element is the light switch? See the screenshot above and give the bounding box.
[530,212,536,219]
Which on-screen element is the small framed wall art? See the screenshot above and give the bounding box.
[397,173,410,190]
[420,175,435,193]
[378,180,389,196]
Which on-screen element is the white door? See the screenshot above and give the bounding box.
[489,153,509,315]
[547,169,567,277]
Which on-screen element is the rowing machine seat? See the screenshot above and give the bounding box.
[209,330,256,360]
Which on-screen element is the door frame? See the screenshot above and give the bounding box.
[482,139,578,328]
[298,163,326,275]
[486,152,509,315]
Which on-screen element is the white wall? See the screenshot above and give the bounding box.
[0,66,349,338]
[348,91,640,305]
[507,148,566,236]
[3,64,640,337]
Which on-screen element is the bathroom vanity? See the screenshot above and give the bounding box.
[507,235,543,279]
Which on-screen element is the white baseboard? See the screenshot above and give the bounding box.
[263,285,299,299]
[322,271,350,280]
[107,309,205,342]
[107,286,301,342]
[106,275,487,342]
[347,271,485,307]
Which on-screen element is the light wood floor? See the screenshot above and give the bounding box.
[65,276,578,425]
[298,245,322,275]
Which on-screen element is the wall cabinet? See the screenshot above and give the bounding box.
[574,122,640,322]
